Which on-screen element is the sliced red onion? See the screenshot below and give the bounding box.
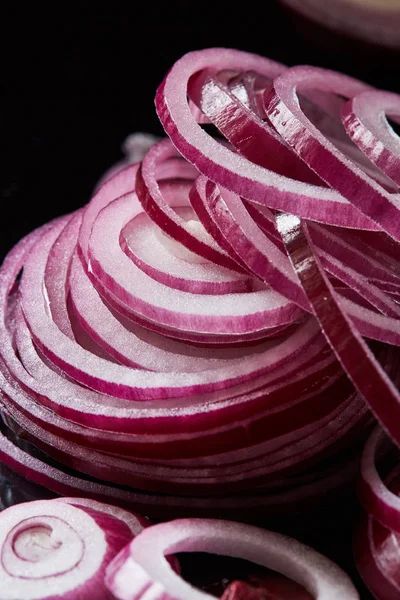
[221,68,271,119]
[78,158,196,265]
[78,164,138,263]
[3,221,362,492]
[0,497,146,599]
[156,48,378,230]
[20,218,301,399]
[317,250,400,322]
[309,224,400,295]
[340,296,400,347]
[188,177,252,272]
[342,90,400,186]
[190,177,310,311]
[220,581,264,600]
[354,428,400,599]
[87,194,302,337]
[105,518,359,599]
[120,207,254,295]
[5,50,400,579]
[0,420,362,520]
[10,305,346,453]
[187,68,321,184]
[358,426,400,533]
[276,213,400,448]
[43,212,85,339]
[135,138,243,271]
[6,292,329,442]
[4,332,370,477]
[57,214,268,373]
[264,66,400,241]
[69,253,270,372]
[1,377,366,495]
[354,510,400,600]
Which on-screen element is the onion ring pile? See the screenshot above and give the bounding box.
[2,46,400,598]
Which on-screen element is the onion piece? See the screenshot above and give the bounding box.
[4,326,371,471]
[120,207,254,295]
[317,250,400,322]
[78,164,138,263]
[156,47,379,230]
[221,577,312,600]
[135,138,244,271]
[309,223,400,295]
[0,378,367,495]
[188,177,252,272]
[78,157,196,265]
[19,215,305,400]
[187,68,321,184]
[0,497,146,599]
[87,193,302,336]
[275,213,400,448]
[43,212,84,339]
[340,296,400,347]
[358,426,400,533]
[3,272,330,442]
[354,439,400,599]
[190,177,310,311]
[105,518,359,599]
[59,215,272,374]
[342,90,400,186]
[0,411,362,520]
[354,510,400,600]
[264,66,400,241]
[70,253,271,372]
[9,306,351,454]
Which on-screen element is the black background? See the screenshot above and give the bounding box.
[1,2,400,597]
[1,1,400,264]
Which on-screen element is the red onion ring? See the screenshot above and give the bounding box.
[358,427,400,533]
[342,90,400,186]
[187,67,321,184]
[190,177,310,310]
[0,497,147,599]
[264,66,400,240]
[156,48,379,230]
[120,208,254,295]
[354,427,400,599]
[105,518,359,599]
[135,138,244,271]
[4,52,400,596]
[276,213,400,448]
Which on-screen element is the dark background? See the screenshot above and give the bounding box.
[1,1,400,264]
[1,3,400,597]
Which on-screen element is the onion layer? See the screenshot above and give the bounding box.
[105,518,359,599]
[0,497,147,599]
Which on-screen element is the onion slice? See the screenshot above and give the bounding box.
[358,426,400,533]
[342,90,400,186]
[187,67,321,184]
[105,518,359,599]
[276,213,400,448]
[135,138,242,271]
[156,47,378,230]
[120,207,254,295]
[190,177,310,310]
[264,66,400,240]
[0,497,147,599]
